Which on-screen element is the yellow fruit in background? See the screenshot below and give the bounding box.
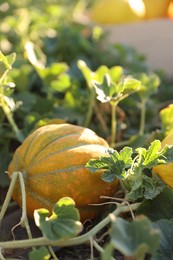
[167,1,173,18]
[142,0,172,19]
[90,0,144,24]
[152,132,173,189]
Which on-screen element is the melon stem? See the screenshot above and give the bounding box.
[0,202,140,249]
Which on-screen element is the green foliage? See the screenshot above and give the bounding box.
[109,216,160,259]
[137,186,173,221]
[34,197,82,241]
[152,219,173,259]
[87,140,173,200]
[1,0,173,259]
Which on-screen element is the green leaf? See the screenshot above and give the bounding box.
[92,65,141,104]
[126,173,165,201]
[136,140,173,168]
[136,186,173,221]
[109,66,123,83]
[87,142,173,201]
[34,197,83,241]
[78,60,110,88]
[110,215,160,258]
[102,243,114,260]
[0,51,16,70]
[137,73,160,100]
[29,247,51,260]
[123,77,141,95]
[152,219,173,260]
[77,60,94,86]
[138,140,162,167]
[86,147,133,181]
[93,74,112,103]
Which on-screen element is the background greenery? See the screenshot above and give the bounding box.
[0,0,172,184]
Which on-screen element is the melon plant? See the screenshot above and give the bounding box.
[8,123,118,221]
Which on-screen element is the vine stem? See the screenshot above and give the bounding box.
[0,172,34,249]
[139,98,146,136]
[0,96,25,142]
[0,172,19,222]
[110,103,117,148]
[0,203,140,250]
[84,87,96,127]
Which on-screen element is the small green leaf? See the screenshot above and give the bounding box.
[92,65,141,104]
[110,215,160,258]
[86,158,108,173]
[86,147,133,181]
[0,51,16,70]
[77,60,95,87]
[136,140,173,168]
[102,243,114,260]
[34,197,83,241]
[139,140,162,167]
[109,66,123,83]
[137,73,160,100]
[29,247,51,260]
[126,173,165,201]
[123,77,141,95]
[93,74,112,103]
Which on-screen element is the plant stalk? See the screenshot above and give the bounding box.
[84,87,96,127]
[139,98,146,136]
[0,203,140,249]
[0,96,25,142]
[111,103,117,148]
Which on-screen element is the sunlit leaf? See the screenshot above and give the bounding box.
[0,51,16,70]
[109,66,123,83]
[136,140,173,168]
[137,73,160,100]
[34,197,83,241]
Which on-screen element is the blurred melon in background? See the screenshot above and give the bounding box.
[143,0,172,19]
[168,1,173,18]
[90,0,173,25]
[89,0,173,77]
[90,0,145,24]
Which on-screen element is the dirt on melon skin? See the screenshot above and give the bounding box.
[8,123,118,222]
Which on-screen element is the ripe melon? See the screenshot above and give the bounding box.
[152,132,173,189]
[8,123,118,221]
